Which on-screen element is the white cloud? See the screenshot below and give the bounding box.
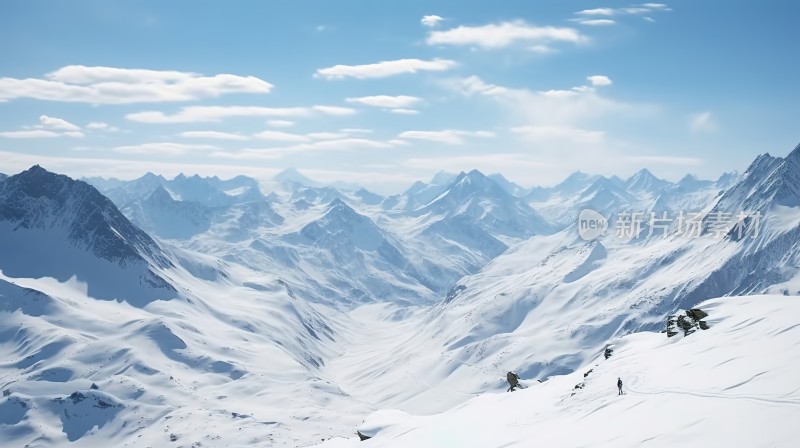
[307,132,349,140]
[0,129,62,139]
[311,105,357,116]
[644,17,656,22]
[39,114,81,130]
[576,19,616,26]
[267,120,295,128]
[85,121,121,132]
[576,8,616,16]
[398,129,494,145]
[113,142,218,155]
[315,58,457,80]
[216,138,401,160]
[126,105,355,123]
[340,128,373,134]
[427,21,584,49]
[346,95,421,108]
[587,75,613,86]
[690,111,717,132]
[179,131,249,141]
[0,65,273,104]
[529,44,557,54]
[63,131,85,138]
[390,108,420,115]
[576,3,670,18]
[253,130,311,143]
[511,125,605,143]
[421,15,444,28]
[446,75,646,128]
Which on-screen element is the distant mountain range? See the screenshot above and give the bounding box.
[1,142,798,446]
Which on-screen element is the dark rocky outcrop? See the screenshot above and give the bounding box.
[357,430,371,441]
[667,308,710,337]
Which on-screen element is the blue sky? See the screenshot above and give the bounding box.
[0,0,798,193]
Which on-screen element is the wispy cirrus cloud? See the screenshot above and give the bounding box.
[0,130,63,139]
[426,20,584,49]
[390,108,420,115]
[574,3,670,24]
[689,111,718,133]
[0,65,273,104]
[315,58,457,80]
[113,142,218,155]
[307,132,350,140]
[576,19,616,26]
[179,131,249,141]
[86,121,121,132]
[126,104,356,123]
[346,95,421,108]
[253,130,312,143]
[511,125,605,143]
[397,129,494,145]
[176,129,360,142]
[449,75,628,127]
[266,120,295,128]
[214,138,403,160]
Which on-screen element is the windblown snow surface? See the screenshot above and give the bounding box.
[314,295,800,448]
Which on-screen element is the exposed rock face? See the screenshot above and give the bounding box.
[667,308,710,337]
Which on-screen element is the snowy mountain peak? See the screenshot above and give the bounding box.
[450,169,500,193]
[487,173,526,197]
[430,171,458,186]
[0,166,175,303]
[147,184,176,202]
[787,140,800,161]
[714,144,800,212]
[274,167,318,187]
[625,168,669,193]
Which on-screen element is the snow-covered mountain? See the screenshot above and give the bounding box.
[313,295,800,448]
[624,168,670,196]
[2,142,798,448]
[400,143,800,400]
[0,166,362,447]
[273,167,320,188]
[0,166,175,305]
[93,172,266,209]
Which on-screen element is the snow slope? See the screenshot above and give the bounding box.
[0,260,370,448]
[313,295,800,448]
[2,143,798,447]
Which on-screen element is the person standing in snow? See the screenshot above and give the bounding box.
[507,371,521,392]
[617,377,623,395]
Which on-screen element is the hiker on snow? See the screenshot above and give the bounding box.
[507,371,521,392]
[617,377,623,395]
